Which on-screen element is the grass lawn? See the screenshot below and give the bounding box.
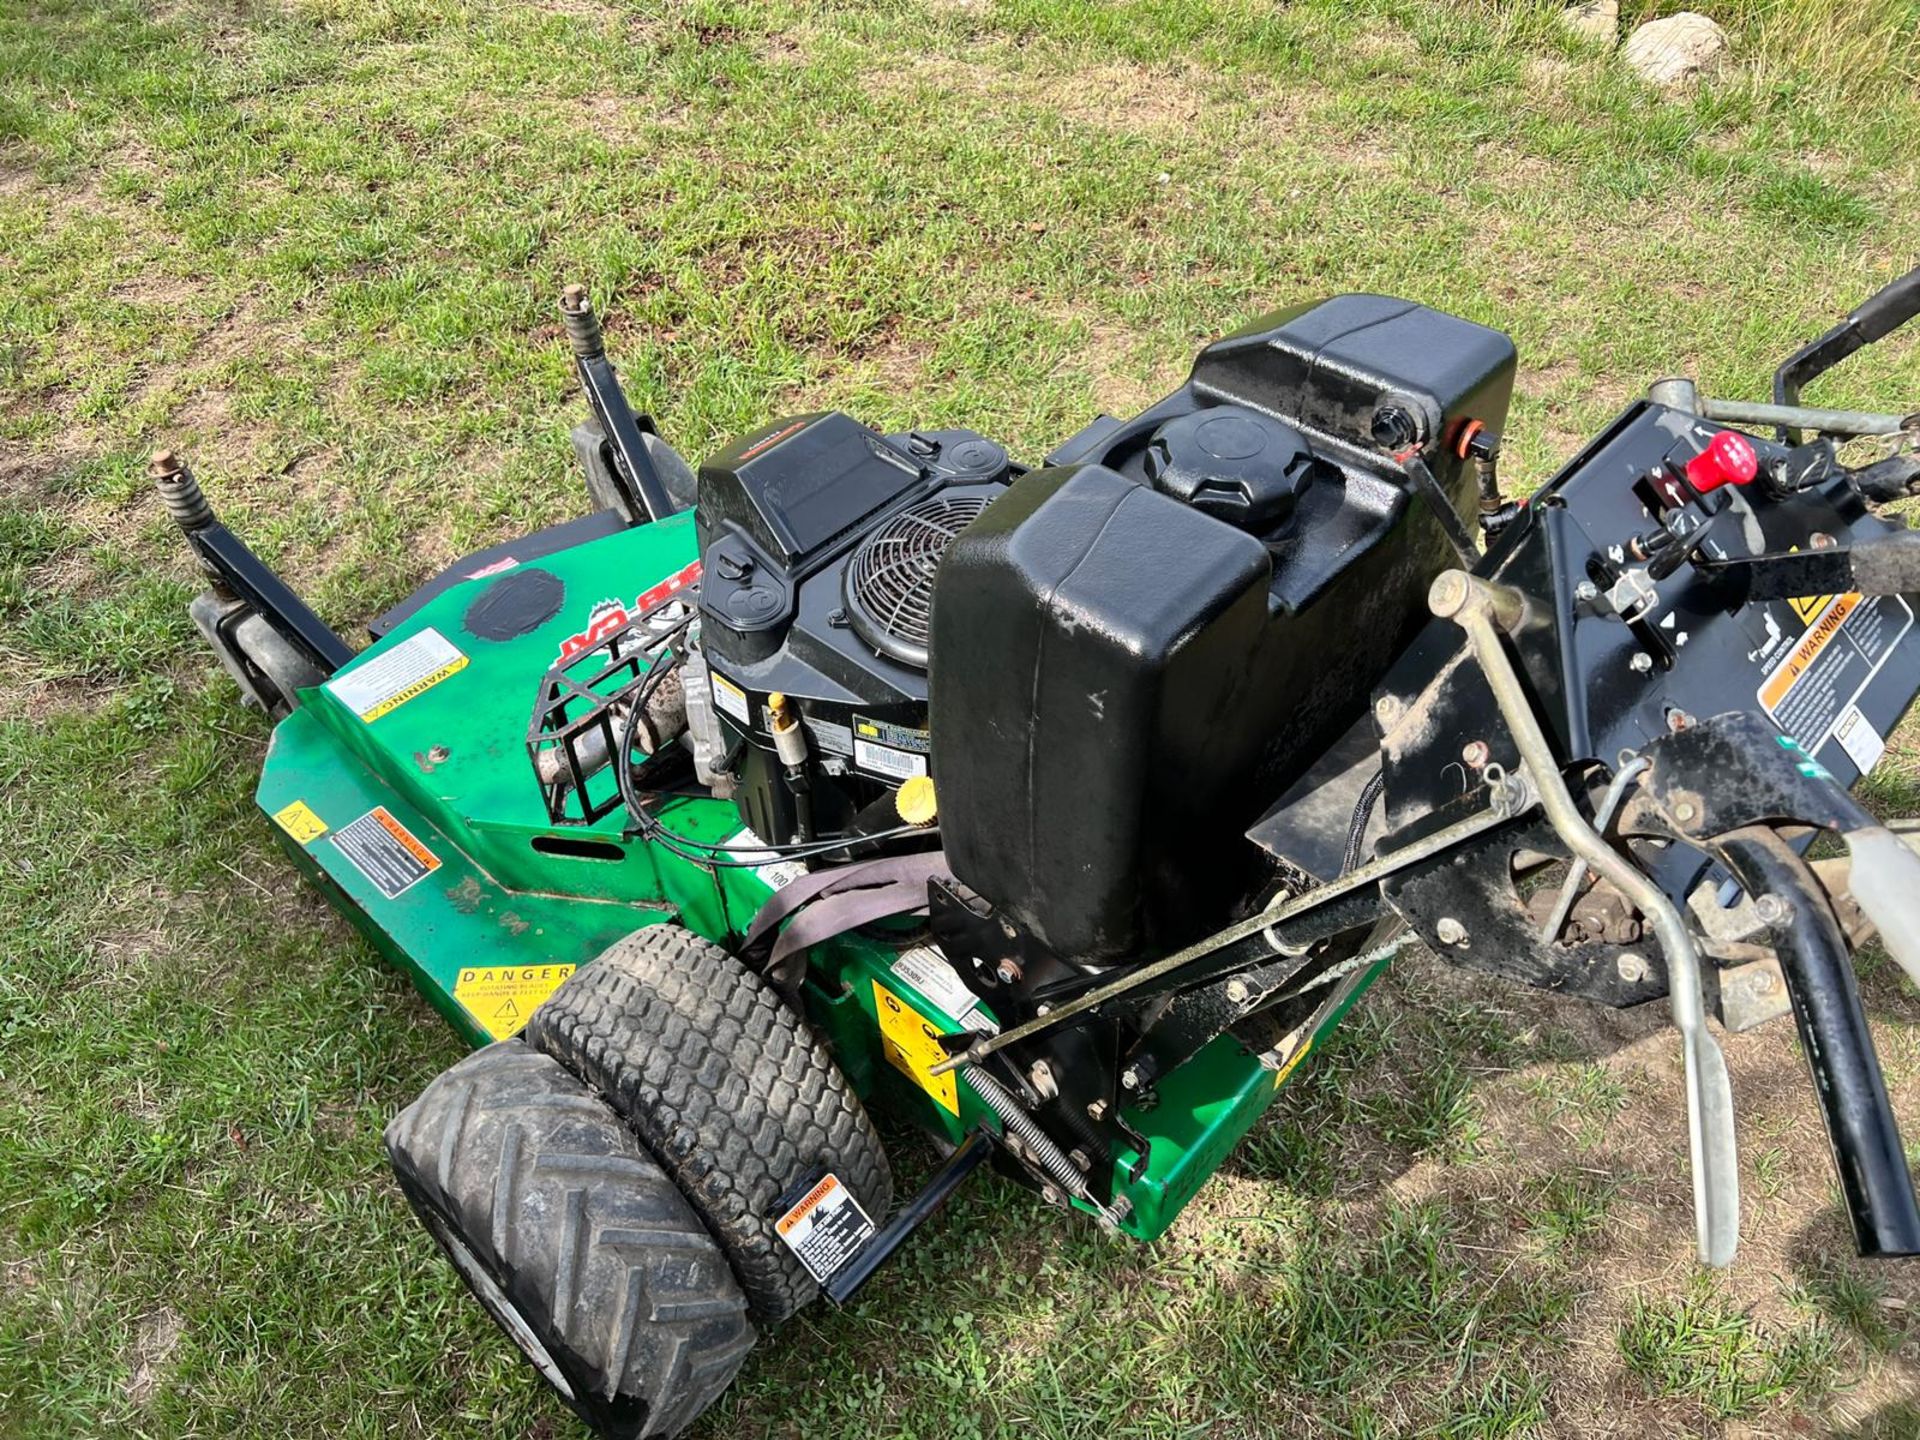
[4,0,1920,1434]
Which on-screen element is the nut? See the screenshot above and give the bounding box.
[1616,951,1651,984]
[1754,894,1793,928]
[1435,916,1468,946]
[1461,740,1490,768]
[1225,979,1250,1004]
[1672,800,1697,825]
[1574,579,1600,603]
[1630,652,1654,674]
[995,957,1023,985]
[1086,1098,1109,1121]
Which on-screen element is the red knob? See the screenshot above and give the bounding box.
[1685,430,1758,494]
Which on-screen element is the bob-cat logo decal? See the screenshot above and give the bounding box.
[556,558,701,661]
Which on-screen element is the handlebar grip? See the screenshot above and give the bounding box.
[1850,264,1920,345]
[1841,825,1920,991]
[1718,827,1920,1258]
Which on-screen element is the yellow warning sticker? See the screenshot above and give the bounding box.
[873,980,959,1115]
[455,963,576,1040]
[1759,592,1860,712]
[272,799,328,844]
[1271,1036,1315,1089]
[324,627,468,723]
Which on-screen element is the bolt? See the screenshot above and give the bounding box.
[1574,579,1600,603]
[1630,652,1654,674]
[1086,1098,1109,1122]
[1754,894,1793,928]
[559,282,590,314]
[1461,740,1490,769]
[1027,1059,1058,1102]
[1428,570,1471,618]
[999,917,1018,940]
[1068,1147,1091,1171]
[995,957,1023,986]
[1225,979,1250,1004]
[1120,1066,1140,1092]
[1617,951,1650,983]
[1435,916,1468,946]
[1375,695,1403,727]
[1672,799,1697,825]
[1811,531,1836,550]
[1667,709,1694,733]
[1035,1002,1052,1017]
[427,744,451,764]
[1040,1183,1066,1208]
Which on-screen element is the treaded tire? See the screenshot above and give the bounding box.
[526,922,893,1323]
[385,1042,754,1440]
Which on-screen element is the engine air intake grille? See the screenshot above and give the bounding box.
[843,492,991,669]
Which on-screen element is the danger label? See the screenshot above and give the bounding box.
[1757,592,1913,752]
[773,1172,874,1284]
[331,807,440,899]
[454,962,576,1040]
[326,628,467,723]
[873,980,959,1115]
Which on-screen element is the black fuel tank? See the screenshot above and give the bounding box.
[931,295,1516,963]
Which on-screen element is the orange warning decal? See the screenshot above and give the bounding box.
[1759,593,1859,712]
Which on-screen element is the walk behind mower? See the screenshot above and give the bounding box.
[164,267,1920,1436]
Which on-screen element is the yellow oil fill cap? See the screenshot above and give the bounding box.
[895,775,938,826]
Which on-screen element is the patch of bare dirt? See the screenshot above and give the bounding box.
[124,1307,183,1407]
[861,54,1227,135]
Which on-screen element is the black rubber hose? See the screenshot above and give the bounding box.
[1342,769,1386,877]
[1716,825,1920,1259]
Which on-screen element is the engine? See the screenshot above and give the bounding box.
[691,411,1011,843]
[694,295,1517,969]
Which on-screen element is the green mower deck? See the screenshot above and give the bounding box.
[256,508,1380,1241]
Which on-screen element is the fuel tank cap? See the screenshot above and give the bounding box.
[1144,405,1321,533]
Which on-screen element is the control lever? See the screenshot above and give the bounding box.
[1430,570,1741,1267]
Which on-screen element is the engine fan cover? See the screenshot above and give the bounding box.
[842,489,994,669]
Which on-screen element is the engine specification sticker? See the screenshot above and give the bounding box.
[773,1172,874,1284]
[853,737,928,782]
[852,714,930,753]
[872,980,960,1115]
[326,628,468,723]
[331,806,440,899]
[1756,592,1913,754]
[455,962,576,1040]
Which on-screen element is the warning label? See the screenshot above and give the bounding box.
[325,628,467,723]
[873,980,959,1115]
[1757,592,1913,752]
[773,1172,874,1284]
[331,807,440,899]
[454,962,576,1040]
[272,799,328,844]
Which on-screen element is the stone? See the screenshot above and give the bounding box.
[1562,0,1618,47]
[1622,11,1731,92]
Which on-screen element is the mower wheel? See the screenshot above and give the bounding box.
[526,922,893,1323]
[385,1041,755,1440]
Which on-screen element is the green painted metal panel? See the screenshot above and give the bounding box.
[255,511,1379,1240]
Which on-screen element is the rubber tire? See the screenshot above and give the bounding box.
[526,923,893,1323]
[385,1042,755,1440]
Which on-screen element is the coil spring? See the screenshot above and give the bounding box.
[151,453,212,533]
[965,1065,1091,1203]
